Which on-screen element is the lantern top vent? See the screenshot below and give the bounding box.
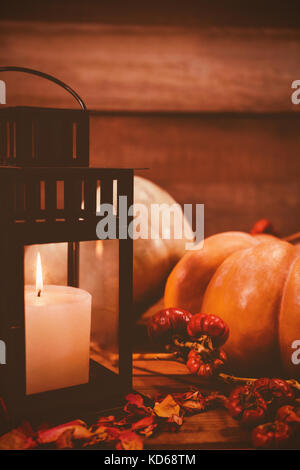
[0,67,89,168]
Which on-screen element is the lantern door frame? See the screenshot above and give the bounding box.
[0,166,134,422]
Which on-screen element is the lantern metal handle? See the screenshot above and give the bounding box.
[0,66,87,110]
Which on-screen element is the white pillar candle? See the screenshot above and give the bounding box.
[25,254,91,395]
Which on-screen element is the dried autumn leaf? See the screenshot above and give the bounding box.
[112,417,129,427]
[125,394,145,408]
[131,415,156,433]
[181,399,206,414]
[159,413,184,433]
[124,393,152,418]
[154,395,181,419]
[204,392,228,409]
[37,419,91,445]
[55,429,74,449]
[115,430,144,450]
[96,415,115,426]
[83,425,122,448]
[106,427,121,441]
[0,428,36,450]
[0,387,231,450]
[139,423,158,438]
[168,414,183,426]
[173,390,227,415]
[173,391,203,402]
[83,426,109,447]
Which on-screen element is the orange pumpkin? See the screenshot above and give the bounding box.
[164,232,300,377]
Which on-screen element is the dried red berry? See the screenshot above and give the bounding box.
[148,308,192,343]
[187,313,229,347]
[186,350,202,375]
[276,405,300,430]
[228,385,268,427]
[186,348,227,378]
[253,378,294,408]
[252,421,293,448]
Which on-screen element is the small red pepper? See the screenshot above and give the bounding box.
[228,385,268,427]
[252,421,293,448]
[186,348,227,378]
[276,405,300,431]
[187,313,229,347]
[253,378,294,408]
[147,308,192,343]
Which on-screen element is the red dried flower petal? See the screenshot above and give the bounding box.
[131,415,156,432]
[37,420,91,445]
[115,431,144,450]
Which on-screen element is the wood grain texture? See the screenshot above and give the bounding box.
[87,351,252,449]
[1,20,300,112]
[90,113,300,237]
[2,0,300,28]
[132,359,250,449]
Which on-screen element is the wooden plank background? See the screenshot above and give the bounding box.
[90,349,252,449]
[1,20,300,112]
[132,359,250,450]
[2,0,300,28]
[89,113,300,236]
[0,3,299,236]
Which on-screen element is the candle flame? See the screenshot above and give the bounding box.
[36,252,43,297]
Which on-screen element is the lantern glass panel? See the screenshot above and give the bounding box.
[80,240,119,374]
[25,243,68,286]
[23,239,120,396]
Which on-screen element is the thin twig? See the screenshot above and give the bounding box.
[218,373,258,387]
[172,336,211,355]
[286,379,300,392]
[218,372,300,392]
[282,232,300,243]
[133,352,179,361]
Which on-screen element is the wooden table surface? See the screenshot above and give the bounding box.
[132,358,251,450]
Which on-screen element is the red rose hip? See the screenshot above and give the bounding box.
[187,313,229,347]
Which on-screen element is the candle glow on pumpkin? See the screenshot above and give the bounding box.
[36,252,43,297]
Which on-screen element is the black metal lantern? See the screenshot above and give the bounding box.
[0,67,133,424]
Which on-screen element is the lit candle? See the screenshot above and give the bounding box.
[25,253,91,395]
